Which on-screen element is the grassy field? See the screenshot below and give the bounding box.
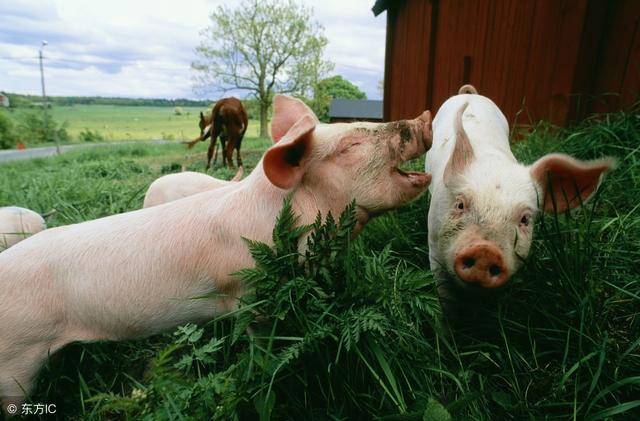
[5,105,261,143]
[0,110,639,420]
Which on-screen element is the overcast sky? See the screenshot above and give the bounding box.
[0,0,386,100]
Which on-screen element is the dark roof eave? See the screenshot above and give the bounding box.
[372,0,406,16]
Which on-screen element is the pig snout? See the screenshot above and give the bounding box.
[418,110,432,153]
[402,111,432,161]
[454,241,509,288]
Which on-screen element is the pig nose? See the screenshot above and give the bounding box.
[454,242,509,288]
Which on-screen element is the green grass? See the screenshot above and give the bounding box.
[4,105,260,143]
[0,109,638,420]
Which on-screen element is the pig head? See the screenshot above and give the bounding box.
[266,95,433,231]
[0,95,432,410]
[426,86,614,298]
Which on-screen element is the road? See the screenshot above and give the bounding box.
[0,140,173,163]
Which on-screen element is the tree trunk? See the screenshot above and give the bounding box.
[259,101,269,138]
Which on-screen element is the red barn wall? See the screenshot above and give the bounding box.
[383,0,640,127]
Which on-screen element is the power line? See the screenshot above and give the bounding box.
[0,56,192,72]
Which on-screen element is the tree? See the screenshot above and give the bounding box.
[193,0,333,138]
[310,75,367,122]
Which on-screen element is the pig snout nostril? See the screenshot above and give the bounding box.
[455,243,509,288]
[489,265,502,277]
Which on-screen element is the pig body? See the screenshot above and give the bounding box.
[0,206,46,251]
[426,86,613,307]
[426,92,537,285]
[143,167,243,208]
[0,95,432,408]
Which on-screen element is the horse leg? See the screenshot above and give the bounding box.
[236,142,243,168]
[220,136,227,167]
[212,138,219,167]
[225,140,236,170]
[205,140,215,171]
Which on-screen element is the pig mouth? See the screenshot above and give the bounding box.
[394,152,431,187]
[394,167,430,185]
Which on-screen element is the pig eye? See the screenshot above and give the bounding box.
[454,197,466,214]
[519,214,531,227]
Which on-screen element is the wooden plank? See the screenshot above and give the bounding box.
[383,6,396,121]
[590,0,640,113]
[621,18,640,107]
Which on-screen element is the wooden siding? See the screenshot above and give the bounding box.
[383,0,640,126]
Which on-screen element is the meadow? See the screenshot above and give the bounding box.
[4,105,261,143]
[0,109,638,420]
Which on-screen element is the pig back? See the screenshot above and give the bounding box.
[426,94,512,185]
[0,206,46,251]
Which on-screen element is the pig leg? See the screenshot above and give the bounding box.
[0,345,50,412]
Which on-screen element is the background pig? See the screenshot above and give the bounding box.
[143,166,244,208]
[0,206,46,251]
[0,95,432,408]
[426,85,613,312]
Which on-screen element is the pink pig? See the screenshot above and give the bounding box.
[426,85,614,310]
[0,207,46,251]
[0,95,432,408]
[143,166,244,208]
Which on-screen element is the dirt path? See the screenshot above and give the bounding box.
[0,140,172,163]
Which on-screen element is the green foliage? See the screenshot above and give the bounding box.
[423,398,452,421]
[78,128,104,142]
[17,111,70,145]
[193,0,333,136]
[310,75,367,122]
[0,108,18,149]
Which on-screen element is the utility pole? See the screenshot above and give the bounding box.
[39,40,60,154]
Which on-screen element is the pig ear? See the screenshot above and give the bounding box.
[443,102,475,187]
[263,114,316,189]
[529,153,615,213]
[271,94,319,143]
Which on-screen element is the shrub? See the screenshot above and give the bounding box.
[17,111,70,145]
[160,162,182,174]
[78,128,104,142]
[0,109,18,149]
[174,106,184,116]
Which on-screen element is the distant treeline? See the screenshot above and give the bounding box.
[2,93,213,108]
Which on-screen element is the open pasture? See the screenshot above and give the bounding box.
[6,105,261,143]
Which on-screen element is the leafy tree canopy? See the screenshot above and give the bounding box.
[310,75,366,121]
[192,0,333,138]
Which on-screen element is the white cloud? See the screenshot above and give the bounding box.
[0,0,386,99]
